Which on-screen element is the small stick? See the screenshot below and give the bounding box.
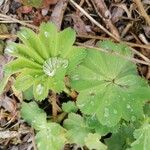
[134,0,150,26]
[76,42,150,66]
[48,92,61,120]
[91,0,120,39]
[77,34,150,62]
[0,34,17,39]
[69,0,120,41]
[0,13,38,30]
[50,0,69,30]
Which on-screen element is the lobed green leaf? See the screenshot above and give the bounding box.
[4,23,86,101]
[71,40,150,127]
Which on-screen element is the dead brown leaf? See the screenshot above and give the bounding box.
[0,94,17,113]
[71,14,88,35]
[17,6,32,14]
[50,0,69,30]
[43,0,58,7]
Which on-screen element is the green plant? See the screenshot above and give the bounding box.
[71,40,150,127]
[21,102,67,150]
[2,23,150,150]
[21,101,107,150]
[3,23,86,100]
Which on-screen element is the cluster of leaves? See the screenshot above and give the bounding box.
[1,23,150,150]
[21,101,106,150]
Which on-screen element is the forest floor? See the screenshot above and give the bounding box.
[0,0,150,149]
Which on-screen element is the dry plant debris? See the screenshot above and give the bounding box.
[0,0,150,149]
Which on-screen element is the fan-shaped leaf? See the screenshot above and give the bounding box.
[36,123,67,150]
[71,41,150,127]
[62,101,78,113]
[128,122,150,150]
[21,102,47,130]
[64,113,91,146]
[85,133,107,150]
[4,23,86,101]
[21,102,67,150]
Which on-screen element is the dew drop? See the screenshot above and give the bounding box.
[105,120,111,126]
[5,45,15,54]
[123,97,126,101]
[113,109,118,114]
[37,143,41,148]
[78,104,85,108]
[131,116,136,121]
[20,30,29,40]
[104,108,109,117]
[90,101,94,106]
[72,74,79,80]
[30,58,35,62]
[34,75,38,78]
[43,57,68,77]
[62,60,69,68]
[126,104,131,109]
[44,31,49,37]
[89,91,95,98]
[130,109,133,112]
[36,84,44,95]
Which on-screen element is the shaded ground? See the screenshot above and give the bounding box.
[0,0,150,149]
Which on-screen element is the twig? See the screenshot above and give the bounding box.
[76,0,85,14]
[31,129,37,150]
[138,33,149,44]
[69,0,120,41]
[0,34,17,39]
[0,13,38,30]
[91,0,120,39]
[50,0,69,30]
[48,92,61,120]
[130,47,150,63]
[134,0,150,26]
[77,34,150,48]
[76,42,150,66]
[0,21,33,23]
[121,23,133,38]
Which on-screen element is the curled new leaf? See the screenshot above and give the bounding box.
[4,23,86,101]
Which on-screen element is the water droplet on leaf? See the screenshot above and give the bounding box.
[20,30,30,40]
[43,57,68,77]
[72,74,79,80]
[5,45,16,54]
[44,31,49,37]
[113,109,118,114]
[104,108,109,117]
[36,84,44,95]
[131,116,136,121]
[123,97,126,101]
[78,104,85,108]
[127,104,131,109]
[34,75,38,78]
[90,101,94,106]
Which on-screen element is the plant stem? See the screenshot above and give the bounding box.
[48,92,61,121]
[55,112,68,123]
